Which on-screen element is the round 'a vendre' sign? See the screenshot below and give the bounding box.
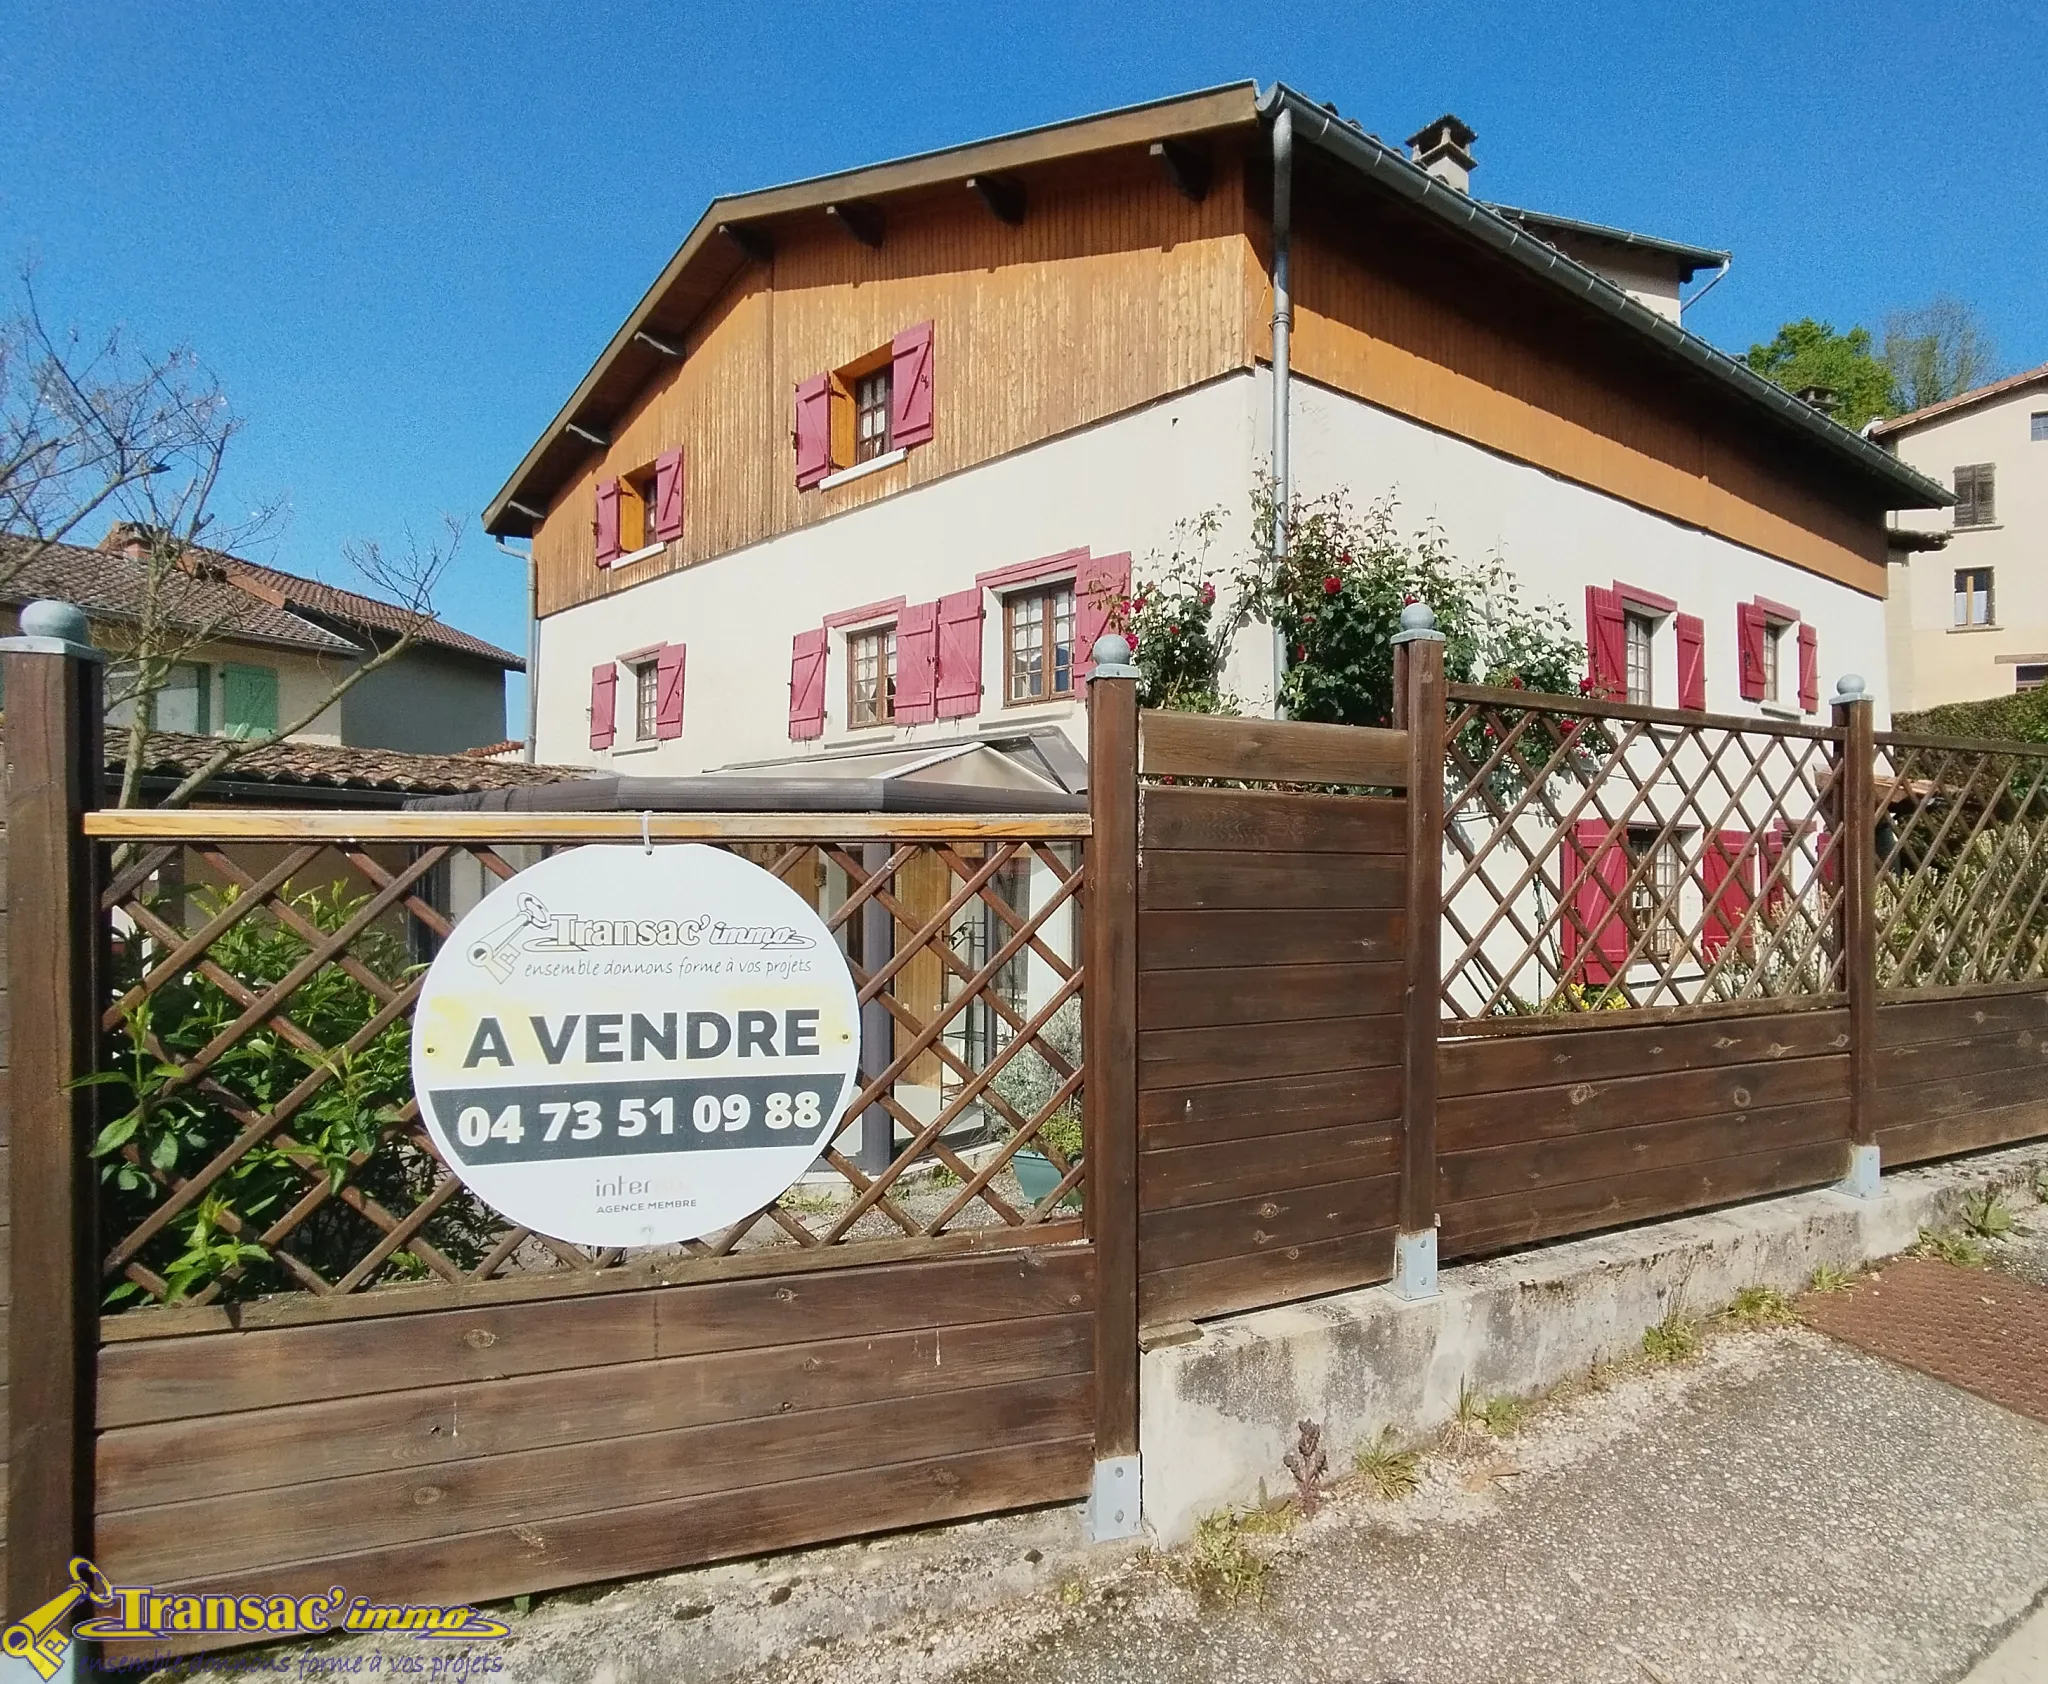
[411,844,861,1249]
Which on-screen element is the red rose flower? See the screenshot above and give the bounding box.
[1168,624,1180,636]
[1199,581,1216,606]
[1322,575,1342,596]
[1124,632,1139,651]
[1294,643,1308,662]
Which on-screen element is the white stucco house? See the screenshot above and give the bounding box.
[1872,362,2048,712]
[483,82,1949,789]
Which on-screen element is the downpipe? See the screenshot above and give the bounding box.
[1270,104,1293,717]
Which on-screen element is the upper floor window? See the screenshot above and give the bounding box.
[848,624,897,726]
[1955,567,1995,628]
[1623,612,1655,705]
[854,368,892,463]
[2032,412,2048,443]
[155,662,211,734]
[1005,582,1075,704]
[1955,463,1996,528]
[221,663,279,740]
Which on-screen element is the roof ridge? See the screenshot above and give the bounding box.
[1871,360,2048,436]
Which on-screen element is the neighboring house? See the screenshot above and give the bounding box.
[1871,363,2048,711]
[0,529,523,753]
[484,81,1948,784]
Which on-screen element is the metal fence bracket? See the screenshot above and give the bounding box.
[1838,1143,1882,1200]
[1390,1227,1440,1301]
[1085,1454,1142,1542]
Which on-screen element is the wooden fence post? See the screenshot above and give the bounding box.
[1083,634,1140,1540]
[1833,675,1880,1196]
[4,603,104,1618]
[1392,608,1445,1298]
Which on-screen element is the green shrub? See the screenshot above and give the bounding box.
[93,884,499,1306]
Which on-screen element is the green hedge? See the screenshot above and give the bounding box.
[1893,687,2048,744]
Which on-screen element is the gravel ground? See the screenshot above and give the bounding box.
[744,1322,2048,1684]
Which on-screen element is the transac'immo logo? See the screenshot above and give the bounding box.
[0,1557,509,1678]
[467,890,816,981]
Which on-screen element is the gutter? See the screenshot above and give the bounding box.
[1255,84,1952,510]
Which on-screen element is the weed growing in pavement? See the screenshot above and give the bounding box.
[1809,1263,1854,1293]
[1913,1226,1988,1268]
[1962,1191,2016,1240]
[1355,1429,1422,1500]
[2034,1167,2048,1205]
[1284,1418,1329,1517]
[1058,1580,1086,1608]
[1174,1511,1275,1608]
[1720,1286,1797,1327]
[1478,1393,1526,1435]
[1642,1313,1701,1363]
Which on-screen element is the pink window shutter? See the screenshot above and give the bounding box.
[890,321,935,448]
[1699,830,1756,957]
[788,628,828,739]
[793,375,833,489]
[594,480,622,565]
[653,449,685,543]
[895,601,939,723]
[1675,612,1706,711]
[1737,603,1768,701]
[935,588,985,717]
[1584,585,1626,697]
[1562,818,1630,986]
[1798,623,1819,712]
[1073,552,1132,681]
[655,642,687,739]
[589,662,617,750]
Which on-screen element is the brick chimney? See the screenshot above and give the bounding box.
[1405,114,1477,193]
[100,522,153,559]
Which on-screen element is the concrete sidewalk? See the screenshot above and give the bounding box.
[751,1322,2048,1684]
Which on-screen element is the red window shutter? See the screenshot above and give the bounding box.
[896,600,939,723]
[1700,830,1756,957]
[890,321,935,448]
[1073,552,1132,681]
[788,628,828,739]
[653,449,685,543]
[655,642,686,739]
[1561,819,1631,986]
[793,375,833,489]
[935,588,985,717]
[589,662,617,750]
[1585,586,1626,697]
[1798,623,1819,712]
[1737,602,1768,700]
[594,479,622,565]
[1675,612,1706,711]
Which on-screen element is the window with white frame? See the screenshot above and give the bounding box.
[2017,664,2048,693]
[631,656,660,741]
[1762,619,1786,703]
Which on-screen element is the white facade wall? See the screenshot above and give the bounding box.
[1883,385,2048,712]
[534,367,1893,770]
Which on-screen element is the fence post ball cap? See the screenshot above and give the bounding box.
[1088,633,1141,679]
[1833,673,1868,703]
[1391,600,1446,644]
[20,599,90,645]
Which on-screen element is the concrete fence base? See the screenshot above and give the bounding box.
[1140,1142,2048,1544]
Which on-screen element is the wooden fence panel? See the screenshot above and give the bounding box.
[95,1246,1094,1641]
[1134,736,1407,1328]
[1872,992,2048,1165]
[1437,1008,1853,1259]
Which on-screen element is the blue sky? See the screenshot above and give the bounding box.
[3,0,2042,730]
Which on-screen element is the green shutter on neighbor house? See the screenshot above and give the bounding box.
[221,663,279,739]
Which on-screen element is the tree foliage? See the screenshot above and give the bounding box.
[1743,318,1898,429]
[1881,296,2000,413]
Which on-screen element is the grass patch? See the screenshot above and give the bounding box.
[1962,1191,2015,1240]
[1720,1285,1797,1328]
[1913,1226,1987,1269]
[1642,1312,1701,1364]
[1808,1263,1853,1294]
[1354,1429,1421,1500]
[1174,1511,1275,1608]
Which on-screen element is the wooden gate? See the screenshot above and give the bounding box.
[1116,660,1438,1327]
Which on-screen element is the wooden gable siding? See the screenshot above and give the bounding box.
[1277,180,1890,597]
[534,149,1256,618]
